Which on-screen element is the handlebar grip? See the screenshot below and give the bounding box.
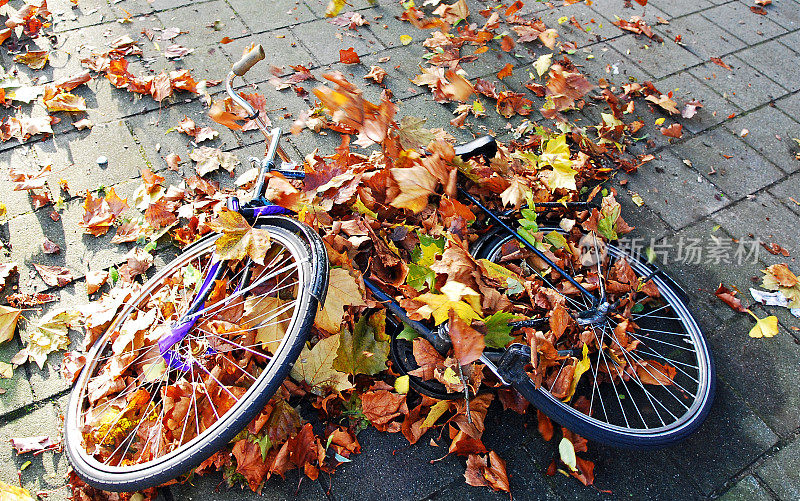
[232,44,265,76]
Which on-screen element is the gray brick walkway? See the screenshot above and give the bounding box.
[1,0,799,499]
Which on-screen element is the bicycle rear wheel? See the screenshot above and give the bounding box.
[475,228,715,449]
[65,225,320,491]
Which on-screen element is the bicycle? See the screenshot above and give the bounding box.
[64,45,715,492]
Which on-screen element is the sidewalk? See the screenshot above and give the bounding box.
[1,0,799,499]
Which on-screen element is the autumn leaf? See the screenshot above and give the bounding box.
[206,208,271,265]
[715,284,747,312]
[339,47,360,64]
[433,0,469,24]
[333,315,390,375]
[0,305,22,343]
[290,332,353,392]
[660,123,683,139]
[464,452,510,492]
[746,310,779,338]
[761,264,800,309]
[14,50,48,69]
[497,63,513,80]
[18,307,81,369]
[85,270,109,295]
[539,134,577,192]
[314,267,367,333]
[364,65,387,84]
[9,164,51,191]
[389,164,437,213]
[409,281,482,325]
[33,264,74,287]
[0,481,34,501]
[448,308,484,365]
[189,146,240,176]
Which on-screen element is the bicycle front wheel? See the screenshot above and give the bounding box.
[65,225,320,491]
[476,228,715,449]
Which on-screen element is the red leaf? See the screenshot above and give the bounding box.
[448,309,484,366]
[715,283,747,312]
[33,263,74,287]
[660,123,683,138]
[339,47,360,64]
[710,57,731,70]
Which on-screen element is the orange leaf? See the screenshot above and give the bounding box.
[500,35,515,52]
[496,63,513,80]
[339,47,360,64]
[448,308,484,366]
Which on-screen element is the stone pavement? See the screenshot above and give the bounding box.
[1,0,799,499]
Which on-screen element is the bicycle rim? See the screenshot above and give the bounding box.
[479,229,714,445]
[65,226,315,490]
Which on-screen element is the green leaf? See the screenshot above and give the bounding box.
[483,311,516,349]
[109,266,119,284]
[394,375,410,394]
[406,263,435,291]
[396,323,419,341]
[544,230,567,249]
[333,316,390,376]
[597,203,621,241]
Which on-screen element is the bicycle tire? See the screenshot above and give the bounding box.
[474,227,715,449]
[65,224,323,491]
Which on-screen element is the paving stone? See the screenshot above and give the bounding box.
[220,29,318,77]
[702,2,788,45]
[757,438,800,500]
[647,0,714,18]
[304,0,379,19]
[690,55,789,112]
[711,191,800,264]
[656,72,741,134]
[735,40,800,93]
[147,0,206,12]
[0,338,35,418]
[325,427,464,501]
[708,314,800,437]
[670,127,784,201]
[724,105,800,173]
[0,146,53,220]
[768,173,800,216]
[0,403,69,497]
[536,2,619,49]
[656,13,747,61]
[225,0,316,33]
[290,18,385,66]
[609,33,703,80]
[27,121,147,196]
[156,0,248,43]
[611,149,728,230]
[775,91,800,122]
[667,380,778,494]
[589,0,669,26]
[49,0,127,33]
[719,475,773,501]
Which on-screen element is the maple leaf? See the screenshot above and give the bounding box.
[290,332,353,393]
[433,0,469,24]
[206,208,272,265]
[333,315,390,375]
[86,270,109,295]
[360,389,406,430]
[42,86,87,112]
[314,267,367,333]
[397,116,435,150]
[232,440,268,491]
[242,295,290,353]
[389,164,437,213]
[645,93,680,114]
[661,123,683,138]
[9,164,51,191]
[464,451,510,492]
[497,63,513,80]
[79,188,128,236]
[18,307,81,369]
[539,135,577,192]
[0,305,23,343]
[33,263,74,287]
[189,146,240,176]
[409,281,482,325]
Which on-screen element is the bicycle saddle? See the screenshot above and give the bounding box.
[454,135,497,161]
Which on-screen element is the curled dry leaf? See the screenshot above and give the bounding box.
[85,270,109,295]
[364,65,388,84]
[10,435,59,454]
[0,305,23,343]
[9,164,51,191]
[715,284,747,312]
[42,237,60,254]
[0,262,19,291]
[14,50,49,69]
[660,123,683,138]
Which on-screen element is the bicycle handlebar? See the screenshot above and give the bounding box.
[232,44,265,76]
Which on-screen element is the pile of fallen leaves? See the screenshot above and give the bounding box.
[0,0,731,499]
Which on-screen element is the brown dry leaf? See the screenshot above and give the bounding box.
[33,263,74,287]
[645,93,680,114]
[314,267,367,333]
[448,308,484,365]
[9,164,51,191]
[165,153,181,171]
[0,263,18,292]
[496,63,513,80]
[715,284,747,312]
[464,452,510,492]
[660,123,683,138]
[390,163,437,213]
[364,65,388,84]
[433,0,469,24]
[42,238,60,254]
[86,270,109,295]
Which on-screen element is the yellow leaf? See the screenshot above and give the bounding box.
[655,117,666,126]
[413,281,482,324]
[314,268,367,333]
[442,366,461,385]
[400,34,413,45]
[22,308,81,369]
[563,344,590,402]
[14,50,48,70]
[325,0,347,17]
[0,305,23,343]
[421,400,450,429]
[0,361,12,379]
[0,480,34,500]
[534,53,552,78]
[394,374,410,394]
[558,437,578,472]
[290,333,353,393]
[206,208,271,264]
[558,16,568,24]
[539,135,577,192]
[746,310,779,338]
